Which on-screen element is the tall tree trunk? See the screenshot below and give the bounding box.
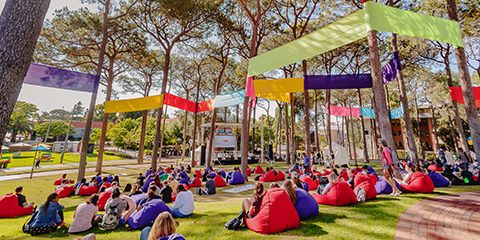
[190,78,202,166]
[345,115,351,159]
[289,93,296,162]
[10,129,18,143]
[0,0,50,153]
[152,50,171,170]
[367,30,396,159]
[445,60,468,151]
[206,109,217,167]
[252,102,257,151]
[391,34,419,162]
[314,91,320,152]
[358,89,369,163]
[413,92,426,160]
[447,0,480,163]
[78,0,108,181]
[96,58,114,172]
[430,105,439,150]
[285,104,290,163]
[302,60,312,159]
[137,110,148,163]
[349,103,357,165]
[326,90,333,156]
[181,92,189,164]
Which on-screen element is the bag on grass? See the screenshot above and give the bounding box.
[225,211,245,230]
[354,187,366,203]
[102,203,120,230]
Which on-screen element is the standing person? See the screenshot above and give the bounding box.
[303,153,311,173]
[170,185,194,218]
[68,194,101,234]
[458,148,472,169]
[15,186,34,208]
[139,212,185,240]
[437,146,446,166]
[380,139,401,196]
[443,146,455,167]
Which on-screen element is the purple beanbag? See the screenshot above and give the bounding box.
[428,171,450,188]
[219,170,226,178]
[128,199,171,229]
[178,177,189,184]
[367,167,378,179]
[375,176,401,194]
[145,169,152,177]
[106,175,114,183]
[295,189,319,219]
[142,177,154,193]
[228,172,245,185]
[302,182,309,192]
[130,193,148,205]
[208,173,217,179]
[179,171,189,179]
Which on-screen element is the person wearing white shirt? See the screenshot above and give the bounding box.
[170,185,194,218]
[444,148,455,166]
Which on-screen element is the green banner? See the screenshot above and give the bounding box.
[247,10,368,76]
[365,1,463,48]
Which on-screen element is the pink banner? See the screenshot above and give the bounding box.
[329,105,360,117]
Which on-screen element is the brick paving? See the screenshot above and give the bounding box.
[395,191,480,240]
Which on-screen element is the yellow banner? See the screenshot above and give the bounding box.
[105,95,164,113]
[256,92,291,102]
[254,78,304,93]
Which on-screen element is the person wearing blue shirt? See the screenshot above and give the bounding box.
[31,193,65,228]
[303,153,311,173]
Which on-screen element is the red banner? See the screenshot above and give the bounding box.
[449,86,480,107]
[164,93,197,112]
[197,100,214,112]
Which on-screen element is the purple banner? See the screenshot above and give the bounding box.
[23,63,99,93]
[381,51,401,84]
[304,74,372,90]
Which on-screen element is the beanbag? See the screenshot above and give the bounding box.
[275,171,285,181]
[247,168,252,176]
[228,172,245,185]
[400,172,435,193]
[301,182,309,192]
[254,166,264,174]
[375,177,401,194]
[106,175,114,183]
[428,171,450,188]
[188,178,202,188]
[367,167,378,179]
[219,170,226,178]
[54,178,74,185]
[127,199,171,230]
[312,182,357,206]
[300,176,318,191]
[353,173,377,200]
[78,185,98,196]
[179,171,189,180]
[97,192,112,211]
[142,177,154,193]
[295,189,318,219]
[245,188,300,234]
[0,194,34,218]
[208,173,217,179]
[214,175,227,187]
[145,169,152,177]
[55,186,75,198]
[178,177,189,185]
[340,170,349,181]
[259,171,276,182]
[130,193,148,205]
[194,170,202,179]
[99,182,111,190]
[165,168,172,173]
[428,164,443,172]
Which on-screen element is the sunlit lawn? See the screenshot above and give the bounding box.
[0,162,478,240]
[1,151,124,168]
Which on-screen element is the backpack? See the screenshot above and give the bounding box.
[102,203,121,230]
[22,209,57,236]
[354,187,366,203]
[225,211,245,230]
[22,210,38,234]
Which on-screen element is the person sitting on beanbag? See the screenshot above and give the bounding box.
[105,181,119,193]
[89,177,99,188]
[120,194,136,221]
[317,171,339,195]
[170,185,194,218]
[167,176,180,193]
[102,189,127,229]
[199,176,216,195]
[242,183,265,218]
[281,180,296,205]
[139,212,185,240]
[129,184,143,197]
[292,175,303,189]
[137,186,162,210]
[69,194,101,234]
[396,162,415,185]
[15,186,35,209]
[56,179,70,190]
[159,181,173,204]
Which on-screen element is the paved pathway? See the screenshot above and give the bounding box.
[1,159,137,173]
[395,191,480,240]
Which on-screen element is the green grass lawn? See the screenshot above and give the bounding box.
[0,164,478,240]
[1,151,125,168]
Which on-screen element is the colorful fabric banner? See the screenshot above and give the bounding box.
[361,107,376,118]
[382,51,401,84]
[105,95,164,113]
[254,78,304,93]
[212,90,245,108]
[23,63,99,92]
[197,100,214,112]
[164,93,197,113]
[364,1,463,48]
[304,74,372,90]
[256,92,291,102]
[329,105,361,117]
[248,10,368,76]
[360,106,404,119]
[449,86,480,107]
[245,77,256,103]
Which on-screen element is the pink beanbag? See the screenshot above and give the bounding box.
[214,175,227,187]
[275,171,285,181]
[312,182,357,206]
[97,191,112,211]
[254,166,264,174]
[245,188,300,234]
[0,194,34,218]
[401,172,435,193]
[78,185,98,196]
[55,186,75,198]
[259,171,276,182]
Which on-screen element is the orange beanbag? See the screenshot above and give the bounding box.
[98,191,112,211]
[353,173,377,200]
[400,172,435,193]
[275,171,285,181]
[259,171,276,182]
[312,182,357,206]
[0,194,34,218]
[300,176,318,191]
[245,188,300,234]
[78,185,98,196]
[254,166,264,174]
[55,186,75,198]
[214,175,227,187]
[188,178,202,188]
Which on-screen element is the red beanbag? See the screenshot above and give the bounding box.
[428,164,443,172]
[401,172,435,193]
[254,166,264,174]
[194,170,202,179]
[312,182,357,206]
[300,176,318,191]
[54,178,62,185]
[78,185,98,196]
[0,194,34,218]
[188,178,202,188]
[247,168,252,176]
[340,170,349,181]
[100,182,111,190]
[245,188,300,234]
[259,171,276,182]
[275,171,285,181]
[354,173,377,200]
[214,175,227,187]
[55,186,75,198]
[98,191,112,211]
